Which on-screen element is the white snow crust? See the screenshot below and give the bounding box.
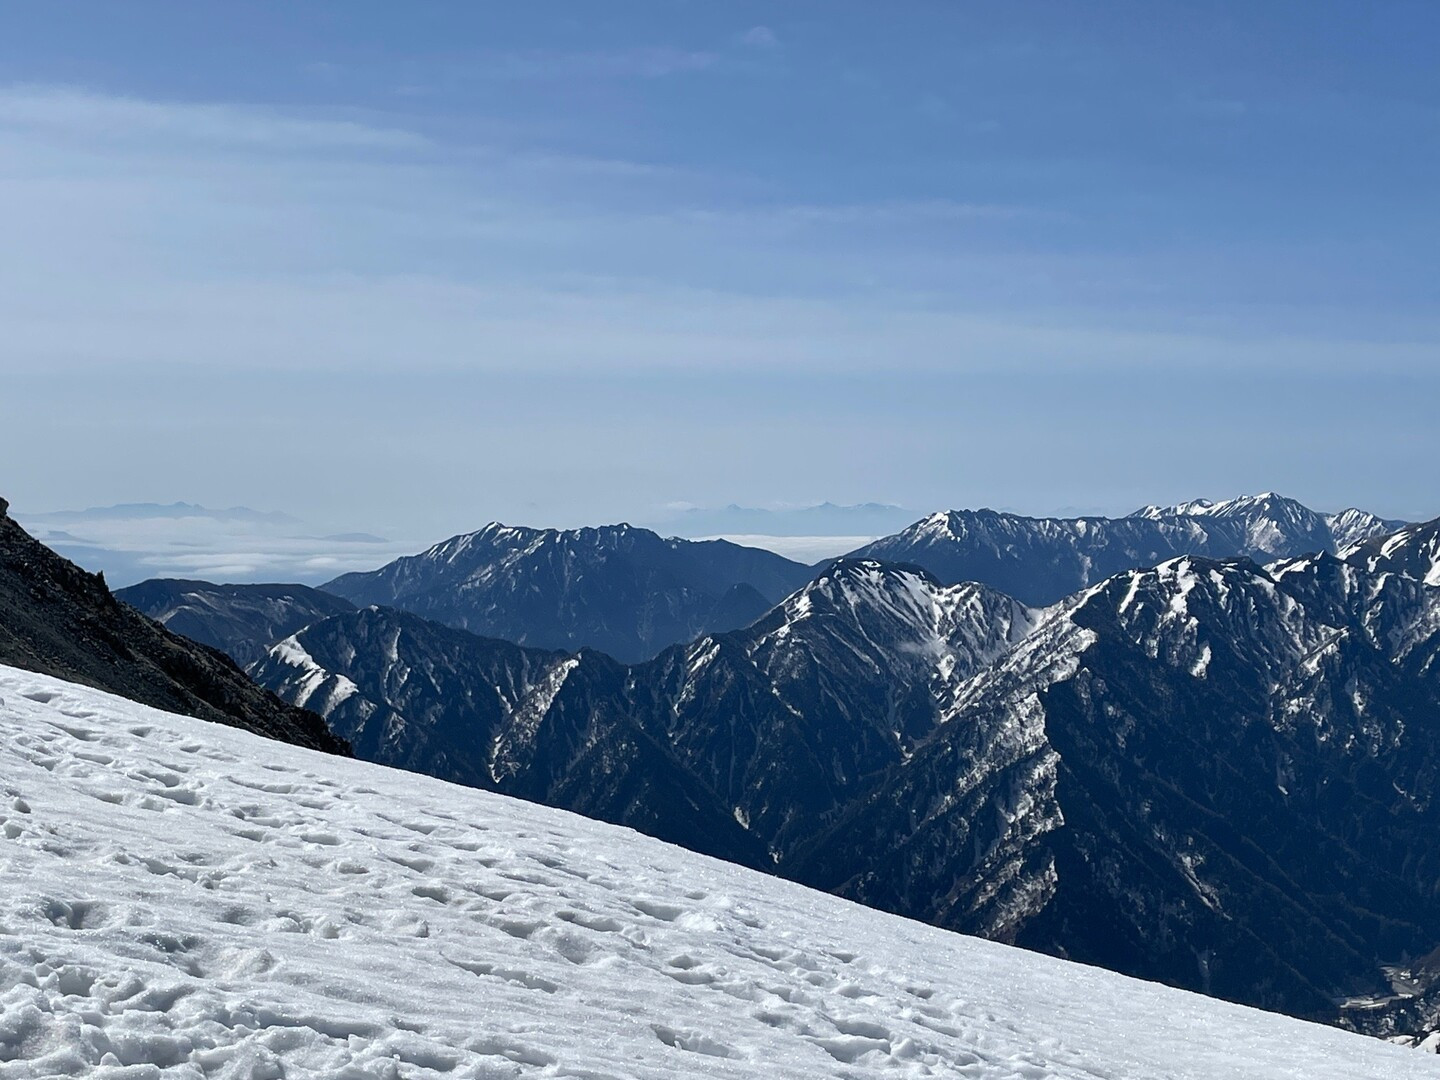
[1,665,1435,1080]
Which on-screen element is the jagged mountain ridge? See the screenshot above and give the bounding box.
[792,552,1440,1019]
[248,606,766,868]
[848,493,1407,605]
[127,494,1409,665]
[1325,507,1411,552]
[114,578,356,667]
[320,522,815,663]
[0,497,344,754]
[1343,516,1440,587]
[630,561,1036,853]
[1131,492,1404,555]
[252,559,1028,866]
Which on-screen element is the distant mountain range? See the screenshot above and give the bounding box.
[320,522,815,663]
[20,501,300,524]
[117,493,1414,671]
[851,493,1404,605]
[0,496,343,754]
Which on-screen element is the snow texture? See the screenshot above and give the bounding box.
[0,665,1435,1079]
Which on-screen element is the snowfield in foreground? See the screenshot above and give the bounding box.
[0,666,1434,1080]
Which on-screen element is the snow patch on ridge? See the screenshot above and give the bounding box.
[490,656,581,781]
[269,634,359,710]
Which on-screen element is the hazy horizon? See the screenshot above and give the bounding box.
[8,490,1430,588]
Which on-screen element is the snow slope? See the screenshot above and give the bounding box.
[0,666,1433,1080]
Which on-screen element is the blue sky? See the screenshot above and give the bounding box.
[2,1,1437,541]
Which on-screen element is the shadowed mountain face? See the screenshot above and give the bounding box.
[255,536,1440,1026]
[1343,516,1440,587]
[248,606,767,869]
[115,579,357,667]
[320,522,815,663]
[629,562,1035,854]
[848,494,1406,606]
[791,553,1440,1018]
[0,498,344,755]
[251,560,1028,869]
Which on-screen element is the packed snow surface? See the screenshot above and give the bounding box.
[0,666,1434,1080]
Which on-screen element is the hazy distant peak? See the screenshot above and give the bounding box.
[20,501,300,525]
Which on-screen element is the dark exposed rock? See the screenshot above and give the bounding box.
[0,507,345,754]
[789,554,1440,1020]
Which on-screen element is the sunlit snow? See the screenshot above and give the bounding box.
[1,666,1434,1079]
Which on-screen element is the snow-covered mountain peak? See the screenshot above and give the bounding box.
[849,497,1400,607]
[1325,508,1407,552]
[1136,492,1292,517]
[1078,554,1263,612]
[1130,493,1330,556]
[912,509,966,540]
[769,559,1035,670]
[784,557,940,617]
[1130,497,1218,519]
[404,522,676,574]
[1128,494,1408,561]
[1049,555,1327,683]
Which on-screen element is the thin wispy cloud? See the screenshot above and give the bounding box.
[0,84,1432,388]
[0,82,693,182]
[675,199,1036,228]
[471,47,719,81]
[0,85,426,152]
[740,26,780,50]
